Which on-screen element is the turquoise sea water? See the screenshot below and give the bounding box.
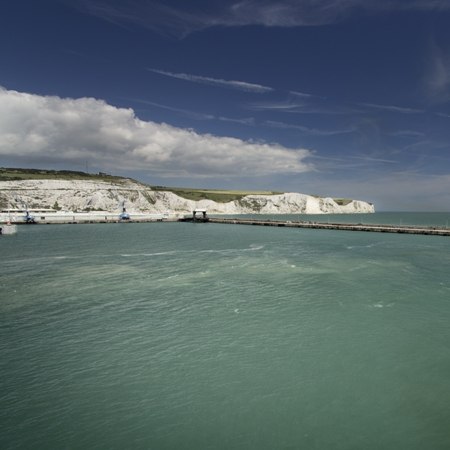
[1,213,450,449]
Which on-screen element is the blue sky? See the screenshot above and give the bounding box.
[1,0,450,210]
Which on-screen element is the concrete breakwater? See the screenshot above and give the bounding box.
[4,213,450,236]
[207,217,450,236]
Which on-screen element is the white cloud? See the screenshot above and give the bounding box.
[130,98,216,121]
[148,69,273,93]
[425,41,450,103]
[72,0,450,37]
[264,120,356,136]
[246,100,307,112]
[226,0,357,27]
[247,99,358,115]
[360,103,424,114]
[0,87,313,177]
[218,116,256,125]
[289,90,322,99]
[128,98,258,125]
[388,130,425,138]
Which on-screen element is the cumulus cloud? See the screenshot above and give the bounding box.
[0,87,313,177]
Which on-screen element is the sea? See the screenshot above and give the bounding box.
[1,212,450,450]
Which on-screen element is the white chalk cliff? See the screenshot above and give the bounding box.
[0,179,374,214]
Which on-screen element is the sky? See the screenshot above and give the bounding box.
[1,0,450,210]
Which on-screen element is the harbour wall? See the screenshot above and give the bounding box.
[207,217,450,237]
[3,213,450,236]
[0,212,179,224]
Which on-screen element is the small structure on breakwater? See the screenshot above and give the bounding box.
[179,209,209,222]
[193,209,208,221]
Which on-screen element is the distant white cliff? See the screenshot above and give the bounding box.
[0,179,374,214]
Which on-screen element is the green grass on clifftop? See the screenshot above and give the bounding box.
[0,167,130,183]
[150,186,283,203]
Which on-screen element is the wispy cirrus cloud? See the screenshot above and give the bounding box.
[350,155,398,164]
[289,90,325,99]
[247,99,359,115]
[225,0,450,28]
[425,40,450,104]
[129,97,257,125]
[246,100,307,112]
[127,98,216,121]
[118,96,358,134]
[305,152,399,174]
[264,120,356,136]
[148,69,273,93]
[0,87,313,177]
[218,116,256,126]
[388,130,425,138]
[70,0,450,37]
[359,103,424,114]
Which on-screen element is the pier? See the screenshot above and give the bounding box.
[0,209,179,225]
[207,217,450,237]
[3,210,450,236]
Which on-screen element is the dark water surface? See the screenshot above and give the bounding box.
[1,213,450,449]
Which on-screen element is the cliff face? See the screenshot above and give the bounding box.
[0,179,374,214]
